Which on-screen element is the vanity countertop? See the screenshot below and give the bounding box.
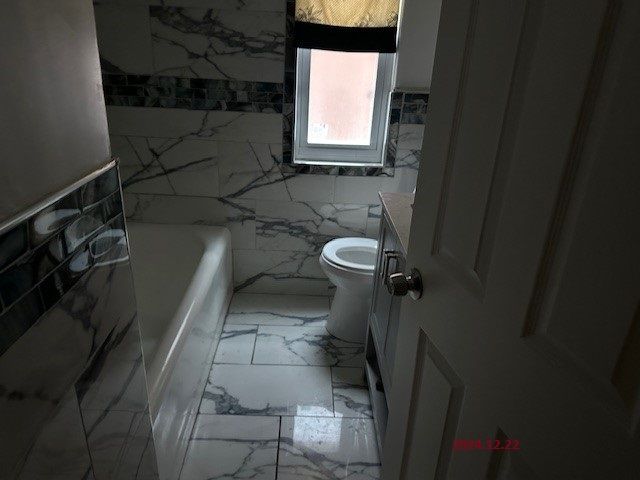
[379,192,414,254]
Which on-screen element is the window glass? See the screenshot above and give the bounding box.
[307,50,379,146]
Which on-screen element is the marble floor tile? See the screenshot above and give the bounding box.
[200,364,333,417]
[180,415,278,480]
[277,417,381,480]
[252,326,364,367]
[225,293,330,327]
[213,325,257,364]
[332,367,373,419]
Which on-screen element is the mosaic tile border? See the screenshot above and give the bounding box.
[390,91,429,125]
[0,167,125,356]
[280,164,394,177]
[102,75,426,176]
[102,74,284,113]
[282,0,297,164]
[385,91,429,166]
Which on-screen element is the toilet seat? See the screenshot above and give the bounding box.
[321,237,378,273]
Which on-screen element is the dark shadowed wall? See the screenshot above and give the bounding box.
[0,1,158,478]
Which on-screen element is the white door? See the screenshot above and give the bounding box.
[383,0,640,478]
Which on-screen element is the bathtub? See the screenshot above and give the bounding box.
[127,222,232,480]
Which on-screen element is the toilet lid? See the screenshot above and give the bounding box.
[322,237,378,273]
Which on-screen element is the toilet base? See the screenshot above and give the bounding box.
[326,286,370,343]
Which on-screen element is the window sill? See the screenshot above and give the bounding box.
[281,162,395,177]
[295,158,383,167]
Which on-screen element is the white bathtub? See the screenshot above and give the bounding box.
[127,222,232,480]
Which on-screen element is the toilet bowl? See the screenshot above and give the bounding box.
[319,237,378,343]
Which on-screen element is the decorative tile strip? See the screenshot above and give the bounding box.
[102,74,284,113]
[280,164,394,176]
[385,90,429,168]
[0,167,126,356]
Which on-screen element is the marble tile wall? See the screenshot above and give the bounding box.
[94,0,426,295]
[0,166,158,478]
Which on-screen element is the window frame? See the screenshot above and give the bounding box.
[294,48,394,166]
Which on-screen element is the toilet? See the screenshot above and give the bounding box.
[319,237,379,343]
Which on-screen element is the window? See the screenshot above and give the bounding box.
[294,49,394,165]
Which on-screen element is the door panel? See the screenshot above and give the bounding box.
[384,0,640,478]
[485,431,538,480]
[401,332,464,480]
[435,0,528,282]
[523,119,640,433]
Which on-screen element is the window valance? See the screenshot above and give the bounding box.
[294,0,400,53]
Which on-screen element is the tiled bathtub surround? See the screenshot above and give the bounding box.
[108,103,421,294]
[94,0,427,295]
[0,166,158,478]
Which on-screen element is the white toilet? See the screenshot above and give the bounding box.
[319,237,379,342]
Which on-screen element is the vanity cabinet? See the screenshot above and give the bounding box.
[365,192,413,454]
[369,218,405,390]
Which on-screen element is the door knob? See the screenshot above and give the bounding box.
[387,268,423,300]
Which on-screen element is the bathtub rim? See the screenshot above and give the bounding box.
[125,222,232,417]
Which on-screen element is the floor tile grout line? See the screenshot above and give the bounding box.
[234,292,333,299]
[213,324,259,365]
[275,416,283,479]
[181,293,376,478]
[214,362,361,367]
[250,324,260,364]
[195,412,367,419]
[330,366,337,417]
[227,322,329,328]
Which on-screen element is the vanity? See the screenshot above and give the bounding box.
[365,192,414,454]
